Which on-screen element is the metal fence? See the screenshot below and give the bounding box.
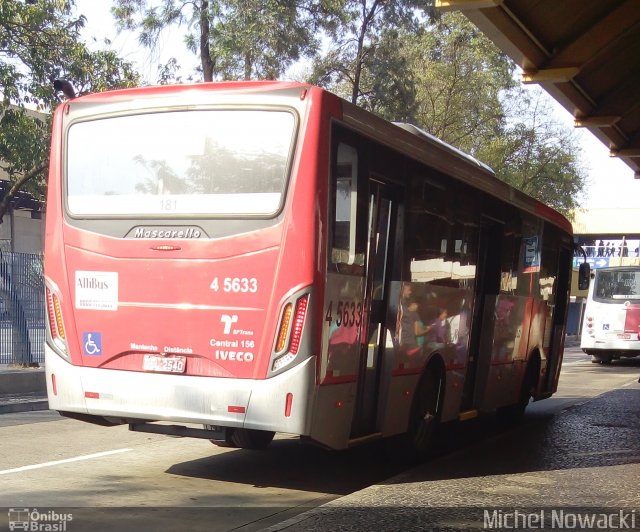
[0,252,45,365]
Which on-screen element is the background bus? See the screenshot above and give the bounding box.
[45,81,573,452]
[581,266,640,364]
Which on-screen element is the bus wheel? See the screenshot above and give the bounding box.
[231,428,275,450]
[410,367,443,454]
[203,425,238,448]
[591,354,612,364]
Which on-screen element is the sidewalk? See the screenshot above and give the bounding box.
[269,383,640,531]
[0,364,48,414]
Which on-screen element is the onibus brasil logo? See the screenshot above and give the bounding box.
[8,509,73,531]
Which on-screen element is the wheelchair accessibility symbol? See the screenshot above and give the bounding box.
[83,332,102,356]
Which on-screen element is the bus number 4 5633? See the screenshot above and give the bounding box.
[325,300,362,328]
[210,277,258,293]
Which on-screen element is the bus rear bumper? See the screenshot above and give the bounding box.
[580,336,640,355]
[45,345,316,436]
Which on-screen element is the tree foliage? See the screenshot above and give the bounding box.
[308,0,432,106]
[112,0,215,80]
[401,13,586,216]
[1,1,587,222]
[113,0,327,81]
[0,0,139,223]
[399,13,515,153]
[475,88,587,216]
[310,9,585,216]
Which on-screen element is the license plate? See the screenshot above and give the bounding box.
[143,354,186,373]
[617,333,631,340]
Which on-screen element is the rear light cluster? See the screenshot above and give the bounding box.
[585,315,594,335]
[272,294,309,372]
[46,284,70,357]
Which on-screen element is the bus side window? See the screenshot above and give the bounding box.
[331,143,364,274]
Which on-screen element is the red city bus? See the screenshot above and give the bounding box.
[45,81,573,451]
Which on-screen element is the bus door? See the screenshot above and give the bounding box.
[460,218,503,411]
[351,179,397,437]
[544,243,572,393]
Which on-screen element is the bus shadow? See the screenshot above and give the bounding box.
[388,387,640,484]
[165,436,408,495]
[591,357,640,368]
[166,388,640,493]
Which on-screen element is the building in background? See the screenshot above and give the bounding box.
[569,207,640,338]
[0,179,44,254]
[0,106,45,254]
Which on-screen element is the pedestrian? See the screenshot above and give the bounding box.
[620,236,628,257]
[397,295,432,360]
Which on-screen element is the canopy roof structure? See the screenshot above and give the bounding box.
[437,0,640,177]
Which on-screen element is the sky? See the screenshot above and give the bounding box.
[74,1,640,211]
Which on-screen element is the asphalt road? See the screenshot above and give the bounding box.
[0,346,637,532]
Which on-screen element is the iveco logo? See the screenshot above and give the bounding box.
[127,226,205,239]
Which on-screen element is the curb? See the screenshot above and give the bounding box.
[0,398,49,414]
[0,367,46,395]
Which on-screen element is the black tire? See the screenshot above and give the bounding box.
[203,425,238,448]
[409,367,443,454]
[231,428,275,450]
[591,354,612,364]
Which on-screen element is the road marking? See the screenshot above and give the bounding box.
[0,448,132,475]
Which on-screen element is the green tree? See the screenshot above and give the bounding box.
[113,0,326,81]
[112,0,215,80]
[0,0,140,223]
[308,0,432,106]
[475,88,587,216]
[209,0,320,80]
[400,12,515,153]
[379,12,586,216]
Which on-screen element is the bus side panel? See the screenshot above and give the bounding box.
[381,374,419,435]
[382,282,473,426]
[45,104,84,360]
[309,383,358,449]
[475,295,532,411]
[381,365,466,430]
[308,88,343,374]
[439,367,466,423]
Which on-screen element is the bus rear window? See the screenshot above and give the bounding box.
[66,109,295,217]
[594,269,640,301]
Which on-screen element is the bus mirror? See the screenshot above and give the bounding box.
[578,262,590,290]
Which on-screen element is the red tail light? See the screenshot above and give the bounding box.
[272,294,309,372]
[289,295,309,355]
